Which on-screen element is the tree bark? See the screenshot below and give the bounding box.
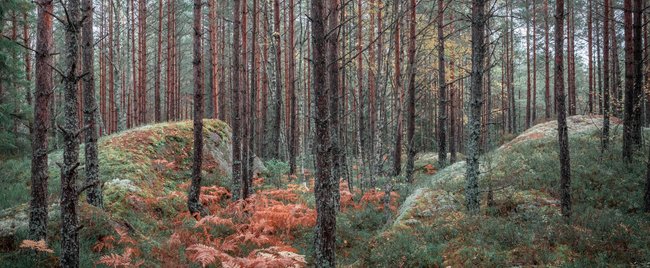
[603,0,611,151]
[61,0,82,264]
[466,0,486,214]
[82,0,103,208]
[437,0,447,168]
[404,0,417,183]
[391,0,402,176]
[232,0,243,200]
[555,0,572,218]
[188,0,207,217]
[312,0,336,266]
[270,0,283,160]
[29,0,53,241]
[544,0,551,119]
[329,0,342,200]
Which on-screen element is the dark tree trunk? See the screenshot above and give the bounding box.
[587,1,594,114]
[312,0,336,266]
[29,0,54,241]
[155,0,163,122]
[328,0,342,204]
[188,0,207,217]
[603,0,611,151]
[404,0,417,183]
[645,142,650,212]
[567,0,576,115]
[544,0,551,119]
[437,0,447,168]
[623,0,635,160]
[232,0,243,200]
[61,0,82,264]
[555,0,572,218]
[270,0,283,160]
[288,0,298,175]
[391,0,403,176]
[466,0,487,214]
[82,0,102,208]
[526,1,531,129]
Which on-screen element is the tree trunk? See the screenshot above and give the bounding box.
[391,0,402,176]
[329,0,342,201]
[555,0,572,218]
[232,0,243,200]
[29,0,53,241]
[567,0,576,115]
[188,0,207,217]
[82,0,102,208]
[544,0,551,119]
[404,0,417,183]
[526,0,531,129]
[603,0,611,151]
[155,0,164,122]
[288,0,298,175]
[466,0,486,214]
[61,0,82,264]
[437,0,447,168]
[312,0,336,266]
[623,0,635,160]
[587,1,594,114]
[270,0,283,160]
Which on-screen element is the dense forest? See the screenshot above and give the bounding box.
[0,0,649,266]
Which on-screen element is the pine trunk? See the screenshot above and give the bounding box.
[29,0,53,241]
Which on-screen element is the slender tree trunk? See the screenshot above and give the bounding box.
[532,1,537,123]
[567,0,576,115]
[29,0,53,241]
[328,0,342,209]
[391,0,402,176]
[466,0,487,214]
[270,0,283,160]
[645,142,650,212]
[526,0,532,129]
[623,0,635,160]
[603,0,611,151]
[82,0,102,208]
[232,0,243,200]
[188,0,207,217]
[312,0,336,265]
[404,0,417,183]
[288,0,298,175]
[437,0,447,168]
[611,5,622,117]
[632,0,643,144]
[61,0,82,264]
[155,0,163,122]
[555,0,571,218]
[544,0,551,119]
[587,1,594,114]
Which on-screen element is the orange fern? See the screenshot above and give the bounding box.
[19,239,54,254]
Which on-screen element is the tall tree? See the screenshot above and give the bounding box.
[329,0,342,192]
[555,0,571,218]
[391,0,403,176]
[587,1,594,114]
[154,0,164,122]
[526,0,532,129]
[623,0,644,160]
[82,0,102,207]
[270,0,283,159]
[544,0,551,119]
[187,0,207,216]
[232,0,243,200]
[288,0,298,175]
[466,0,487,214]
[61,0,82,264]
[404,0,417,183]
[312,0,336,265]
[567,0,576,115]
[29,0,54,241]
[603,0,611,151]
[437,0,447,168]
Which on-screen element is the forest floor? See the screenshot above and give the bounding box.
[0,115,649,267]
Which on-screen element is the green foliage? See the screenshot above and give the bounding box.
[261,159,289,187]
